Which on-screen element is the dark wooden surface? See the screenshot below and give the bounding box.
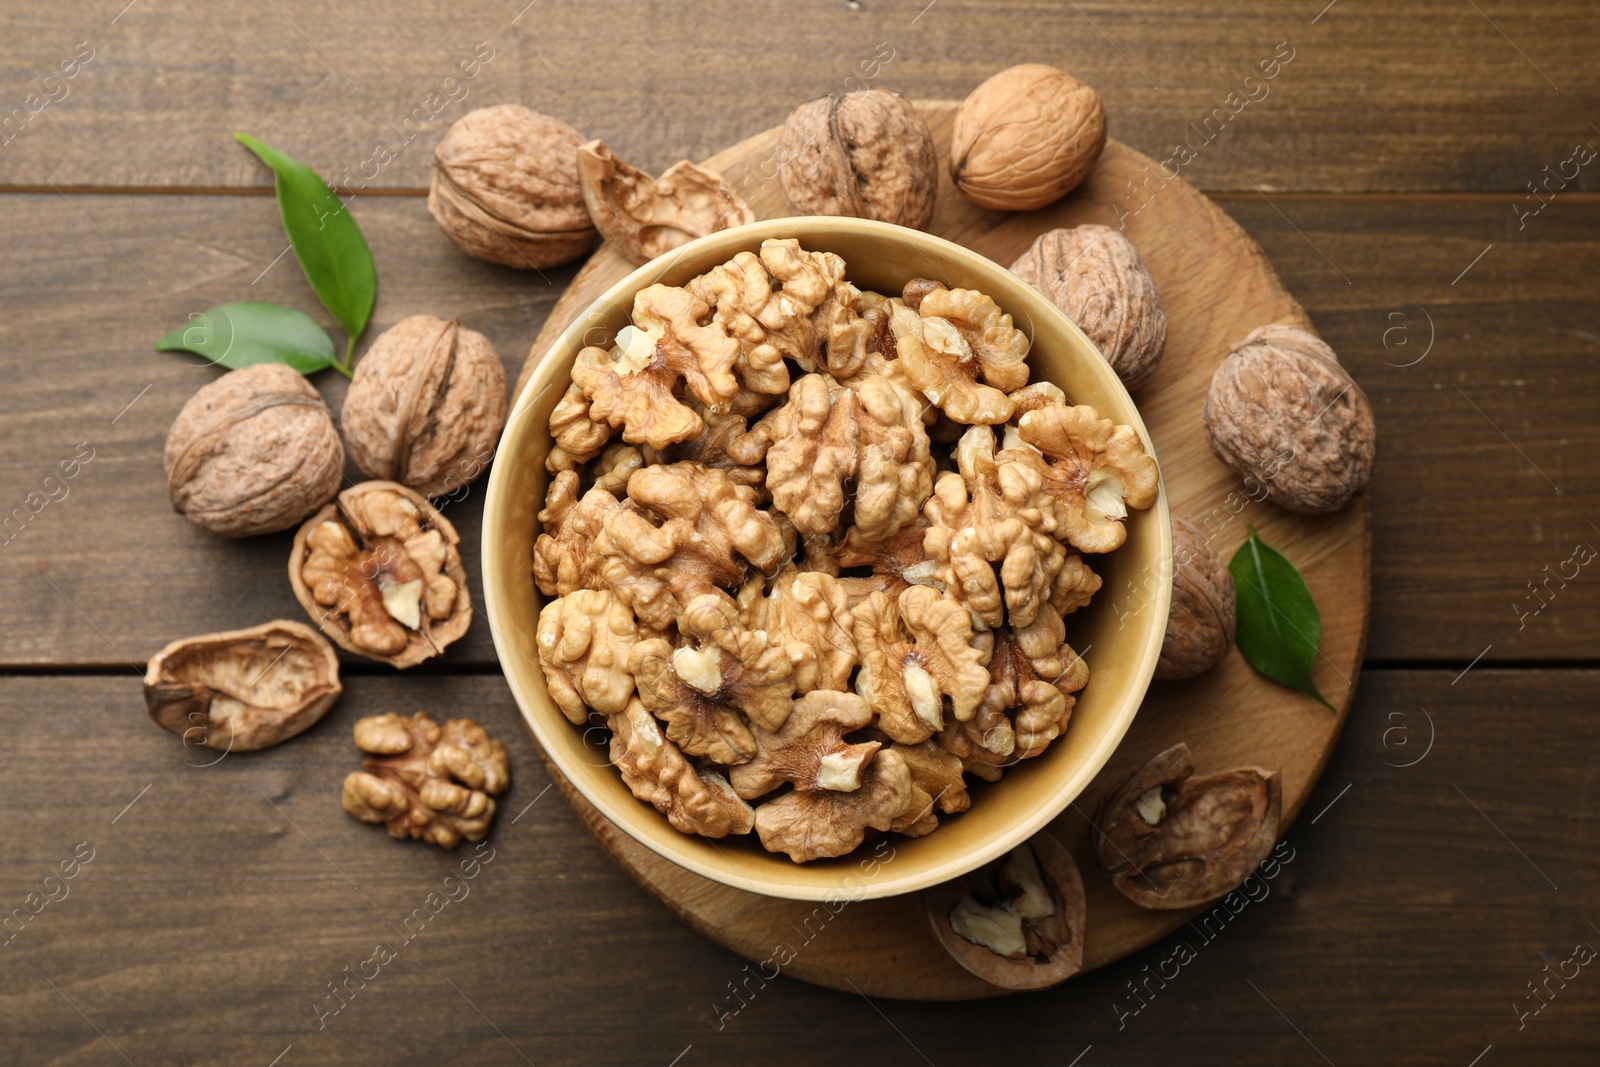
[2,1,1597,1063]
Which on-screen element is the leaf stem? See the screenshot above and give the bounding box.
[343,334,358,370]
[330,357,353,379]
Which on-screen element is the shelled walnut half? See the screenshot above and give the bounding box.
[923,831,1087,990]
[290,481,472,668]
[341,712,510,848]
[144,620,341,752]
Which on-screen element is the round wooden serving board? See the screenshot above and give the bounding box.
[512,103,1370,1000]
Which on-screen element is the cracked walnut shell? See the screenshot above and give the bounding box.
[164,363,344,537]
[778,89,938,230]
[428,104,598,270]
[342,315,507,498]
[1011,226,1167,391]
[1204,324,1376,514]
[951,64,1106,212]
[1095,743,1281,910]
[290,481,471,668]
[578,140,755,266]
[144,620,341,752]
[342,712,510,848]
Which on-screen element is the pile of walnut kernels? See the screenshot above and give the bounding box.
[533,238,1158,863]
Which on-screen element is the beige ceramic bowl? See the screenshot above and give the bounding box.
[482,217,1171,901]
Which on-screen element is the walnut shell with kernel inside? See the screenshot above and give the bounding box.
[778,88,938,230]
[164,363,344,537]
[1204,324,1376,513]
[950,64,1106,211]
[1011,225,1167,391]
[428,104,599,269]
[289,481,472,668]
[342,315,507,498]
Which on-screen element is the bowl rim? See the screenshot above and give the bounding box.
[482,216,1172,900]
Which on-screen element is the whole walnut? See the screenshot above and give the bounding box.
[164,363,344,537]
[1155,518,1236,680]
[342,316,507,498]
[951,64,1106,211]
[778,89,938,230]
[1204,325,1376,513]
[428,104,598,269]
[1011,225,1166,390]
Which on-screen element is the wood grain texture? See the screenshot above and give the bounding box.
[2,188,1596,667]
[505,105,1365,996]
[0,1,1595,193]
[1,671,1593,1065]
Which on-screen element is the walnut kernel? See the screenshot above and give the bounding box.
[341,712,509,848]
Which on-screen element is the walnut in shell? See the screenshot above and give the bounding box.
[341,712,509,848]
[923,832,1087,990]
[1156,518,1236,680]
[950,64,1106,211]
[1094,742,1281,909]
[428,104,598,269]
[290,481,471,668]
[1204,324,1376,513]
[342,316,507,498]
[778,89,938,230]
[578,140,755,265]
[144,621,340,752]
[1011,226,1167,391]
[164,363,344,537]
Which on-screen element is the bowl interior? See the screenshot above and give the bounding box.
[483,217,1171,901]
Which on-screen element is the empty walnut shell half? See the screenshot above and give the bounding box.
[144,620,341,752]
[1155,518,1236,680]
[577,140,756,265]
[428,104,598,270]
[1204,324,1376,513]
[1011,225,1167,391]
[950,64,1106,211]
[164,363,345,537]
[778,88,938,230]
[922,831,1087,990]
[289,481,472,668]
[1094,743,1281,910]
[342,315,507,498]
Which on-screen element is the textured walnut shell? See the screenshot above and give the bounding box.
[778,89,937,230]
[1094,743,1281,910]
[163,363,344,537]
[428,104,598,269]
[1011,225,1166,390]
[922,831,1086,990]
[1155,518,1236,680]
[288,481,472,668]
[950,64,1106,211]
[1204,324,1376,513]
[578,140,756,265]
[144,620,341,752]
[342,316,507,498]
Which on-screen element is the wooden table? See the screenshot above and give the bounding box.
[2,2,1595,1064]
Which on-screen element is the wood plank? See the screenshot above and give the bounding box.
[1,189,1595,666]
[0,1,1595,193]
[0,670,1593,1064]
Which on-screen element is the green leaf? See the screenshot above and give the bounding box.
[235,132,375,359]
[156,301,338,375]
[1229,527,1335,711]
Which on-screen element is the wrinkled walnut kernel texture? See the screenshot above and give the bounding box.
[341,712,510,849]
[342,315,507,498]
[1204,324,1376,513]
[165,363,344,537]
